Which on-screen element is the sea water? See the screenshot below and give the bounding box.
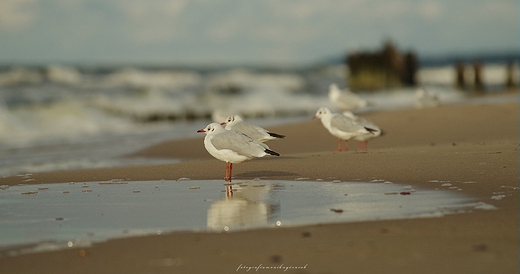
[0,179,496,256]
[0,64,516,177]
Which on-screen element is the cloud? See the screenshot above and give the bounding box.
[0,0,39,31]
[417,1,443,20]
[462,1,518,24]
[208,19,242,41]
[268,1,324,20]
[119,0,188,43]
[122,0,186,22]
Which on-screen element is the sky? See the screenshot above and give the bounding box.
[0,0,518,66]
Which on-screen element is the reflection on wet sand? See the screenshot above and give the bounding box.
[207,181,278,230]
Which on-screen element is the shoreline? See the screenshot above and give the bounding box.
[0,100,518,273]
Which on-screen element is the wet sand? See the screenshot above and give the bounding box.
[0,97,518,274]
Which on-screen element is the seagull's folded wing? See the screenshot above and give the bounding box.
[211,131,268,157]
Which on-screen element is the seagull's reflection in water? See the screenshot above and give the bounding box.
[207,180,279,230]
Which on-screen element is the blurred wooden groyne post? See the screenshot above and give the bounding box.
[473,61,485,92]
[455,60,518,92]
[455,62,466,90]
[506,61,518,89]
[346,41,417,91]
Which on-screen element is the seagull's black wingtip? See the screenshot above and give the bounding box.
[364,126,378,134]
[268,132,286,139]
[265,149,280,156]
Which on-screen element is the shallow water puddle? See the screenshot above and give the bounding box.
[0,179,495,255]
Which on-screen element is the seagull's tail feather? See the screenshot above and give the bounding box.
[268,132,286,139]
[264,149,280,156]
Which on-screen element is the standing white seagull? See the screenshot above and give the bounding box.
[415,87,440,109]
[328,83,368,112]
[343,111,385,150]
[313,107,378,152]
[221,115,285,142]
[197,123,280,182]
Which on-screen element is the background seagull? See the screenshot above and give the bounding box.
[313,107,377,152]
[415,87,440,109]
[328,83,368,112]
[221,114,285,142]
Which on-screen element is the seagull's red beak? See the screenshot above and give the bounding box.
[220,122,227,125]
[312,115,318,119]
[197,129,205,133]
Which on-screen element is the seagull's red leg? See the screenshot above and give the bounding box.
[364,141,369,150]
[224,162,233,195]
[229,163,233,182]
[335,138,341,152]
[357,141,362,151]
[225,162,230,181]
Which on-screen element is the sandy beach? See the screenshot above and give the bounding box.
[0,96,518,274]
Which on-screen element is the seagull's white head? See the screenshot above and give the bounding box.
[329,83,339,91]
[313,107,331,119]
[197,122,225,135]
[329,83,340,95]
[221,114,243,126]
